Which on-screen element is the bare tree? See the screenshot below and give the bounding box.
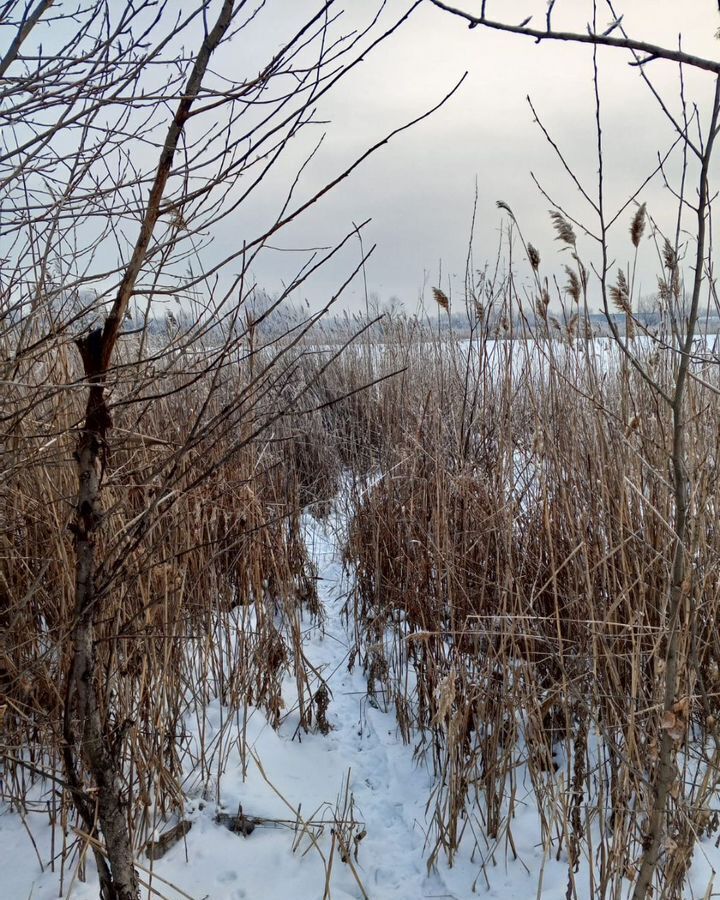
[430,2,720,897]
[0,2,460,897]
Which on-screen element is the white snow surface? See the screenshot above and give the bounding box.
[3,510,720,899]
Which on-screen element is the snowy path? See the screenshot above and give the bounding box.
[158,510,458,899]
[138,512,720,900]
[0,512,455,900]
[11,511,720,897]
[153,510,449,900]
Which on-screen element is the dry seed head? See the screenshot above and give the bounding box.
[663,238,677,271]
[566,312,578,343]
[572,255,589,291]
[657,277,671,304]
[549,210,576,246]
[527,243,540,271]
[609,269,632,316]
[616,268,629,296]
[630,202,646,248]
[433,666,457,725]
[432,287,450,313]
[564,266,581,302]
[496,199,516,220]
[671,268,681,298]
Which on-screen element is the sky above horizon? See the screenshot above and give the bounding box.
[223,0,720,316]
[10,1,720,321]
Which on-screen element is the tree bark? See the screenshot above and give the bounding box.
[67,332,139,900]
[631,76,720,900]
[62,5,239,895]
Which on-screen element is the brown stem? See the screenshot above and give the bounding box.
[63,4,239,897]
[631,75,720,900]
[0,0,55,78]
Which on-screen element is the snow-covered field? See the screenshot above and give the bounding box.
[3,509,720,899]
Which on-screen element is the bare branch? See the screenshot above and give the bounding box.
[429,0,720,74]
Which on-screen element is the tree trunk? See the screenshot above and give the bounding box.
[65,333,140,900]
[62,6,239,894]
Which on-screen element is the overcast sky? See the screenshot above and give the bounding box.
[221,1,720,315]
[13,1,719,319]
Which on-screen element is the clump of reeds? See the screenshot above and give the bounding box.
[310,265,720,898]
[0,316,334,867]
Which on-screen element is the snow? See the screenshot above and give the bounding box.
[3,508,720,898]
[0,510,447,899]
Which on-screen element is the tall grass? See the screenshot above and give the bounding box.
[301,292,720,897]
[1,319,328,869]
[3,259,720,897]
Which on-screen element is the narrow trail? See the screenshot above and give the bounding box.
[150,509,459,900]
[9,511,720,899]
[296,511,443,899]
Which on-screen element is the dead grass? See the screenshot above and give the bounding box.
[0,322,328,865]
[3,263,720,897]
[304,288,720,897]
